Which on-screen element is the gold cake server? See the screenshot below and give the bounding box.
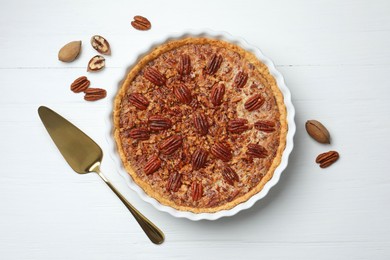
[38,106,164,244]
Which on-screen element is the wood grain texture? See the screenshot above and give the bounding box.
[1,0,390,259]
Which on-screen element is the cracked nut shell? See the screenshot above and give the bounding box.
[87,55,105,72]
[91,35,111,55]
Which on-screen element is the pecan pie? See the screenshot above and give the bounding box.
[114,37,288,213]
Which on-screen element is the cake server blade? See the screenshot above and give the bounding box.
[37,106,164,244]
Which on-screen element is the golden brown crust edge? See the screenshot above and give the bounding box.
[113,37,287,213]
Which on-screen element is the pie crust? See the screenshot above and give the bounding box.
[114,37,287,213]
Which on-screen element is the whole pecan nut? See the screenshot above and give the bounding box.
[246,143,268,158]
[166,171,182,192]
[144,154,161,175]
[131,15,152,31]
[148,115,172,131]
[87,55,105,72]
[174,84,192,104]
[316,151,339,168]
[233,71,248,88]
[128,128,150,140]
[178,54,191,76]
[128,93,149,110]
[58,41,81,62]
[227,118,249,134]
[306,120,331,144]
[205,54,223,75]
[192,148,208,170]
[84,88,106,101]
[222,166,239,185]
[193,112,209,136]
[210,142,232,162]
[70,76,90,93]
[191,182,203,201]
[254,120,276,133]
[210,83,225,106]
[244,94,265,111]
[144,67,166,86]
[90,35,111,55]
[159,135,183,155]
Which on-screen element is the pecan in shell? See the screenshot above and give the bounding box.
[306,120,331,144]
[87,55,105,72]
[90,35,111,55]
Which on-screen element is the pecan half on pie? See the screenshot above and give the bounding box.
[114,38,287,213]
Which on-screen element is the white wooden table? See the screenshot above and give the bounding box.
[1,0,390,259]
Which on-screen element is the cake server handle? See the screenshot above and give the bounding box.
[95,168,165,244]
